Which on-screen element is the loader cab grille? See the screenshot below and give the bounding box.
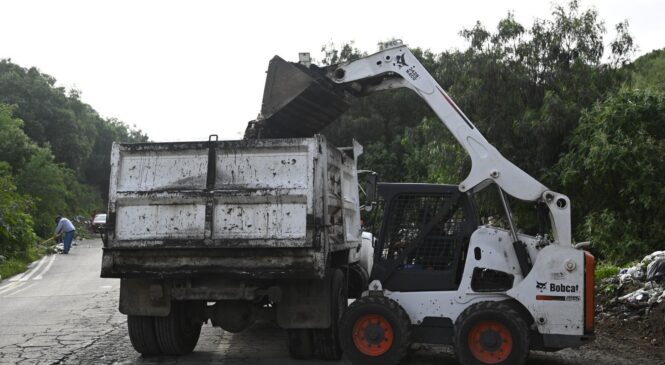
[372,183,478,292]
[382,194,464,271]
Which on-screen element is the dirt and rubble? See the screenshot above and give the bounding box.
[592,251,665,363]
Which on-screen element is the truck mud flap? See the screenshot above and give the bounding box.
[119,278,171,316]
[277,274,333,329]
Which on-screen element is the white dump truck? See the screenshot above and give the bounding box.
[101,135,372,360]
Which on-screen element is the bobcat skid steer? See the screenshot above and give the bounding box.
[257,40,595,365]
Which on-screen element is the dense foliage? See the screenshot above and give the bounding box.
[557,89,665,262]
[0,61,147,270]
[0,162,37,259]
[323,1,663,263]
[629,48,665,91]
[0,60,149,195]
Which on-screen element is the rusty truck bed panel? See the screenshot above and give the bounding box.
[102,136,361,279]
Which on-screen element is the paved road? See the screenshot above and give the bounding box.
[0,238,649,364]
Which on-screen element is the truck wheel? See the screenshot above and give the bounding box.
[313,269,347,360]
[287,329,314,359]
[339,296,411,365]
[347,264,369,299]
[154,301,202,355]
[454,301,530,365]
[127,315,161,356]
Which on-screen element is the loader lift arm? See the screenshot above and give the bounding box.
[326,42,572,247]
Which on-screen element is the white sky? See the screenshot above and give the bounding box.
[2,0,663,142]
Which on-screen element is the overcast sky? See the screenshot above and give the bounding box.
[2,0,663,142]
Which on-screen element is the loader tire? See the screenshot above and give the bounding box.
[287,329,314,360]
[339,295,411,365]
[127,315,161,356]
[454,301,530,365]
[313,269,347,360]
[154,301,202,355]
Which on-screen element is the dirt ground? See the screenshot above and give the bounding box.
[572,286,665,364]
[590,303,665,363]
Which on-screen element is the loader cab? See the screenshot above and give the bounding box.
[369,183,478,292]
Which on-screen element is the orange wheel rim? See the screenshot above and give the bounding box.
[468,320,513,364]
[352,314,394,356]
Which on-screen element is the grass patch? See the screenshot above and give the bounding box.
[596,263,620,281]
[0,258,33,280]
[0,242,49,281]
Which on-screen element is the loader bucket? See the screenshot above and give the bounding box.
[258,56,350,138]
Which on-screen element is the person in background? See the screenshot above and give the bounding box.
[54,215,76,254]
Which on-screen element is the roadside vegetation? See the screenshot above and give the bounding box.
[595,263,621,281]
[0,64,147,279]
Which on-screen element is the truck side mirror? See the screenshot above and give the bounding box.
[364,173,378,210]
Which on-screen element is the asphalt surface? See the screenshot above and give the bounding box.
[0,238,652,364]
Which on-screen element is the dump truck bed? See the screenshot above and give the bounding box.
[101,135,362,279]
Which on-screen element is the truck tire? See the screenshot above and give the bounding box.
[313,269,347,360]
[347,264,369,299]
[287,329,314,359]
[339,295,411,365]
[127,315,161,356]
[154,301,202,355]
[454,301,530,365]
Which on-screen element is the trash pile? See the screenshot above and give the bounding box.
[598,251,665,319]
[52,240,79,254]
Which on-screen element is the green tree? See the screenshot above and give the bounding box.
[324,1,634,188]
[18,152,100,237]
[400,117,468,184]
[556,88,665,262]
[0,162,38,258]
[0,61,94,172]
[16,148,72,236]
[0,104,37,171]
[0,59,147,201]
[629,48,665,91]
[0,103,104,237]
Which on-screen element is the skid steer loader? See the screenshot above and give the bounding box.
[254,40,595,365]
